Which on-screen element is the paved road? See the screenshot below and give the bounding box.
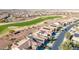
[52,22,78,50]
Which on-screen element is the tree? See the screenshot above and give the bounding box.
[61,40,73,50]
[7,44,12,50]
[65,32,72,40]
[9,30,15,33]
[0,19,6,23]
[57,26,62,32]
[50,36,56,43]
[75,42,79,48]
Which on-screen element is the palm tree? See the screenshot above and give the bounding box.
[65,32,72,40]
[61,40,73,50]
[7,44,12,50]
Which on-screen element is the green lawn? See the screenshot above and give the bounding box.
[0,16,62,33]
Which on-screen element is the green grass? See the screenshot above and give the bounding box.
[0,16,62,33]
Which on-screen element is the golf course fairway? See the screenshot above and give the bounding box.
[0,16,62,34]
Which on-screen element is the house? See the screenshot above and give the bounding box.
[0,38,11,49]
